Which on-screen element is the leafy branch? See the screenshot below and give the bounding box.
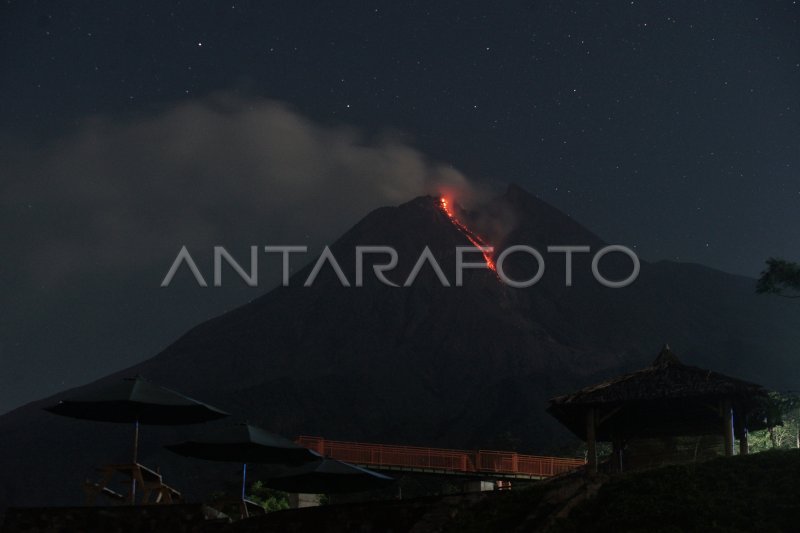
[756,258,800,299]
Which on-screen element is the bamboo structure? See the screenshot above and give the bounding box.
[548,345,769,472]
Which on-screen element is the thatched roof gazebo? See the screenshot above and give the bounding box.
[548,345,769,473]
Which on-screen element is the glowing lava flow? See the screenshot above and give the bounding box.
[439,197,497,272]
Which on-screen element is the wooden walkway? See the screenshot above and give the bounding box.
[296,436,585,480]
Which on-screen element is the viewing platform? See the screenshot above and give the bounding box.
[296,436,585,480]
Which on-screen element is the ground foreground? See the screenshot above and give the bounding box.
[3,450,798,532]
[554,449,800,533]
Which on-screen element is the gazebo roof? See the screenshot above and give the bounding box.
[549,345,766,407]
[547,345,769,441]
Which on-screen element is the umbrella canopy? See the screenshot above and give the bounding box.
[165,423,321,465]
[260,459,395,494]
[44,376,228,504]
[45,376,228,425]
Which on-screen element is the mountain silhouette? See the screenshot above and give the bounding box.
[1,184,798,508]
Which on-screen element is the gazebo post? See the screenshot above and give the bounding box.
[586,407,597,473]
[736,410,749,455]
[722,400,734,457]
[611,436,623,473]
[131,419,139,505]
[739,428,749,455]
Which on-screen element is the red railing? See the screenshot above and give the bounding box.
[296,436,584,478]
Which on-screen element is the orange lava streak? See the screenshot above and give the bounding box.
[439,197,496,272]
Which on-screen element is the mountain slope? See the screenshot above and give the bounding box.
[1,185,798,508]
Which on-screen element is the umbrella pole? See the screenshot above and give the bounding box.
[131,420,139,505]
[241,463,249,518]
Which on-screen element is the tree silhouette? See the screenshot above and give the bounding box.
[756,258,800,299]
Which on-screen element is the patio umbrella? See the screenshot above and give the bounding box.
[165,423,322,511]
[45,376,227,426]
[45,376,228,501]
[260,459,395,494]
[165,423,320,464]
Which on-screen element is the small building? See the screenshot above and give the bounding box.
[547,345,769,473]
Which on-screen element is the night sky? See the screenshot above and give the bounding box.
[1,1,798,413]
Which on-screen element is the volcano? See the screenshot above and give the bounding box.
[2,184,799,508]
